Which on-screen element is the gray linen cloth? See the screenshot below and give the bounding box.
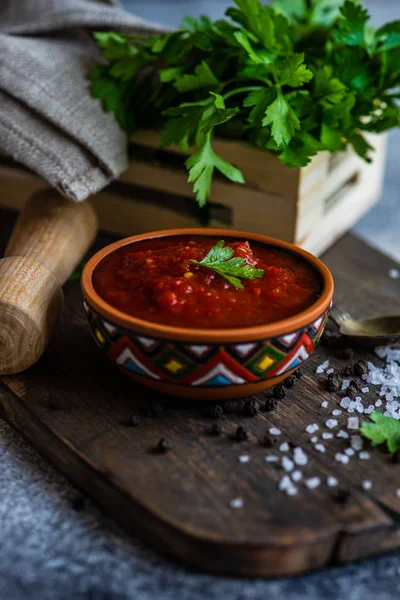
[0,0,161,201]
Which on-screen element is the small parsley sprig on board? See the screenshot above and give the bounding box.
[91,0,400,206]
[190,240,264,289]
[361,411,400,453]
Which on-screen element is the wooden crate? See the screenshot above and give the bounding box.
[0,132,387,256]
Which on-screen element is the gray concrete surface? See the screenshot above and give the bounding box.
[0,2,399,599]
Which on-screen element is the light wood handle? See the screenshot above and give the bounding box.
[0,189,98,375]
[6,188,98,285]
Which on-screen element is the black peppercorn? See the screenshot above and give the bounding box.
[333,487,350,504]
[391,449,400,464]
[130,415,141,427]
[354,360,368,376]
[224,400,240,414]
[344,364,354,376]
[325,374,341,393]
[284,374,297,388]
[295,367,303,379]
[157,438,171,453]
[273,384,287,400]
[147,402,164,418]
[264,398,278,412]
[243,399,260,417]
[206,405,223,419]
[236,426,249,441]
[210,423,222,436]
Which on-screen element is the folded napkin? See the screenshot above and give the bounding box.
[0,0,161,201]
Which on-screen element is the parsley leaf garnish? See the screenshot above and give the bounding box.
[190,240,264,289]
[360,411,400,453]
[91,0,400,205]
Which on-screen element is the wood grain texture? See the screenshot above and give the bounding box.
[0,190,98,374]
[0,207,400,576]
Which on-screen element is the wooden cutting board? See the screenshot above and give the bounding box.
[1,205,400,577]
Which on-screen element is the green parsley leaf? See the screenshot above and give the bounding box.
[361,411,400,453]
[227,0,275,50]
[375,21,400,53]
[190,240,264,289]
[185,133,245,206]
[200,93,240,135]
[93,32,137,60]
[263,91,301,146]
[276,53,313,88]
[174,61,219,93]
[334,0,369,48]
[243,87,274,125]
[314,66,347,108]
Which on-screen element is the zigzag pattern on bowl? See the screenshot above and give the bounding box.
[83,302,329,387]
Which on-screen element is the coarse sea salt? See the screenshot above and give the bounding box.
[291,470,302,482]
[282,456,295,472]
[239,455,251,463]
[269,427,281,436]
[342,379,350,391]
[335,453,349,464]
[347,416,359,430]
[332,409,342,416]
[362,387,369,393]
[315,444,325,453]
[359,451,370,460]
[396,489,400,499]
[279,475,297,496]
[375,399,382,407]
[326,419,338,429]
[389,268,400,279]
[322,432,334,440]
[351,435,363,451]
[311,436,318,444]
[305,477,321,490]
[293,447,308,466]
[340,397,351,409]
[316,359,329,374]
[306,424,319,434]
[265,455,279,463]
[326,368,334,375]
[279,442,289,452]
[327,476,338,487]
[230,497,244,509]
[362,480,372,490]
[321,400,329,408]
[337,430,350,439]
[344,448,355,457]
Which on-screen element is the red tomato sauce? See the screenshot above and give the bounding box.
[93,236,321,329]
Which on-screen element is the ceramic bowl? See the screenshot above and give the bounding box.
[81,229,334,400]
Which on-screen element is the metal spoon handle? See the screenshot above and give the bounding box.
[330,305,352,328]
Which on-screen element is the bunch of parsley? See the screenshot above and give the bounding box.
[91,0,400,206]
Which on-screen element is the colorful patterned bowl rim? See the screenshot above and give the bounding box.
[81,228,334,343]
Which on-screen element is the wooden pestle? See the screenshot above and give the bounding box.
[0,188,98,375]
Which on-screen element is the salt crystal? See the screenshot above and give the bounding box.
[351,435,363,451]
[291,470,302,482]
[279,475,291,491]
[321,401,329,408]
[316,360,329,374]
[305,477,321,490]
[282,456,295,472]
[311,436,318,444]
[388,268,400,279]
[322,432,334,440]
[337,430,350,439]
[342,379,350,391]
[335,453,349,464]
[279,442,289,452]
[327,368,334,375]
[344,448,355,456]
[362,387,369,393]
[332,409,342,416]
[362,480,372,490]
[265,455,279,463]
[286,486,298,496]
[230,497,244,508]
[293,447,308,466]
[396,489,400,498]
[359,451,370,460]
[340,397,350,409]
[326,419,338,429]
[327,476,338,487]
[347,416,359,430]
[365,405,374,415]
[239,455,251,463]
[269,427,281,436]
[306,424,319,434]
[315,444,326,453]
[356,404,364,414]
[375,399,383,407]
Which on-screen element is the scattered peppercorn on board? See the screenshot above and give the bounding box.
[1,206,400,577]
